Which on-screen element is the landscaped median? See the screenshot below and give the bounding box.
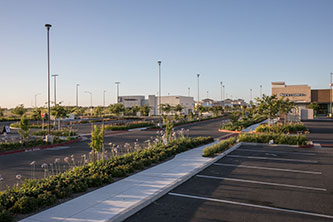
[0,136,213,222]
[104,121,154,131]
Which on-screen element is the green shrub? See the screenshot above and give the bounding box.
[105,121,154,131]
[11,196,38,214]
[0,208,13,222]
[202,137,237,157]
[255,122,307,133]
[0,136,213,221]
[0,140,50,153]
[221,115,266,131]
[31,128,77,136]
[238,133,307,145]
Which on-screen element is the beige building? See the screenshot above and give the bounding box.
[272,82,333,117]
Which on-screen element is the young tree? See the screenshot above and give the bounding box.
[31,107,43,121]
[211,106,223,117]
[0,107,4,117]
[89,125,104,162]
[174,104,183,114]
[131,105,140,116]
[161,104,172,115]
[93,106,103,117]
[279,98,295,124]
[18,115,30,141]
[139,105,151,116]
[255,94,280,127]
[12,104,27,117]
[309,102,319,117]
[51,105,68,130]
[108,103,125,118]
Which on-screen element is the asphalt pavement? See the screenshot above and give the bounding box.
[303,119,333,147]
[125,143,333,222]
[0,117,228,190]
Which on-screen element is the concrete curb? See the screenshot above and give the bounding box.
[111,141,242,222]
[239,142,314,148]
[0,137,82,156]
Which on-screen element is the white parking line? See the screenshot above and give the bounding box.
[168,193,333,219]
[196,175,326,191]
[213,163,322,175]
[227,154,318,163]
[236,149,316,156]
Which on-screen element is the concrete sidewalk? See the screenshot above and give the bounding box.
[21,141,240,222]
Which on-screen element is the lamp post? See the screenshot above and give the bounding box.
[45,24,52,136]
[188,87,190,97]
[250,89,253,102]
[34,93,41,108]
[197,74,200,103]
[115,82,120,103]
[158,61,162,115]
[76,84,80,107]
[207,91,209,98]
[220,81,223,101]
[223,85,225,99]
[52,74,58,106]
[260,85,262,98]
[330,72,333,117]
[103,90,107,107]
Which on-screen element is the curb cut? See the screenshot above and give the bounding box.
[0,137,82,156]
[111,141,242,222]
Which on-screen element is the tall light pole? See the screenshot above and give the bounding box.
[330,72,333,117]
[34,93,41,108]
[188,87,190,97]
[52,74,58,106]
[223,85,225,100]
[197,74,200,103]
[103,90,107,107]
[158,61,162,115]
[84,91,92,107]
[45,24,52,136]
[115,82,120,103]
[206,91,209,98]
[260,85,263,98]
[76,84,80,107]
[220,81,223,101]
[250,89,253,102]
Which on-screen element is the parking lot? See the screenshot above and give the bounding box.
[125,144,333,222]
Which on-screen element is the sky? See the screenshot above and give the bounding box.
[0,0,333,108]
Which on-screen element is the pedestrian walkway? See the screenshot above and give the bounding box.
[21,140,239,222]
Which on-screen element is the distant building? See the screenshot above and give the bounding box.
[119,95,194,115]
[272,81,333,118]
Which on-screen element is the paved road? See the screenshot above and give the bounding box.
[303,119,333,147]
[0,117,228,190]
[126,143,333,222]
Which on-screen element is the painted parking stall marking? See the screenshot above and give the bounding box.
[236,148,317,156]
[227,154,318,163]
[168,192,333,219]
[213,163,322,175]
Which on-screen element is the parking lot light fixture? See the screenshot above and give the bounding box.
[115,82,120,103]
[45,24,52,136]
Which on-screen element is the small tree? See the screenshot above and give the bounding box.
[18,115,30,141]
[255,94,280,127]
[139,105,150,116]
[89,125,104,162]
[12,104,27,117]
[0,107,4,117]
[51,105,68,130]
[93,106,103,117]
[309,102,319,117]
[109,103,125,118]
[161,104,172,115]
[279,98,295,124]
[131,105,140,116]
